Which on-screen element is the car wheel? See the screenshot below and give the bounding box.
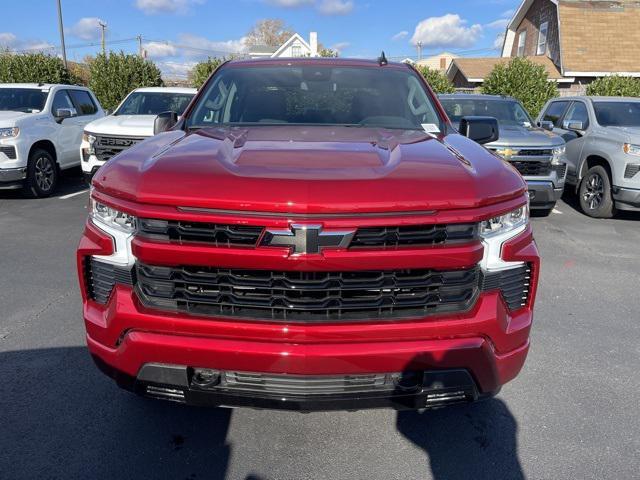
[578,165,616,218]
[23,149,58,198]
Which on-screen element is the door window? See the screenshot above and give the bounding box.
[564,102,589,129]
[51,90,75,114]
[542,101,570,127]
[69,89,97,115]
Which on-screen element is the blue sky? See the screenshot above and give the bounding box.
[1,0,520,77]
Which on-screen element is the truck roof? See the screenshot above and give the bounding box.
[132,86,197,94]
[439,94,517,102]
[0,83,89,90]
[225,57,409,69]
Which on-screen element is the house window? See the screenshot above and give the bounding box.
[517,31,527,56]
[291,45,302,57]
[537,21,549,55]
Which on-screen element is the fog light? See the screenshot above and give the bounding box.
[192,368,221,389]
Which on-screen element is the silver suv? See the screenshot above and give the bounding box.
[441,94,567,215]
[537,96,640,218]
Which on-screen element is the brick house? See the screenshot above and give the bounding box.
[449,0,640,94]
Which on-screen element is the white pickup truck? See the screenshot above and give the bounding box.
[0,83,104,197]
[80,87,196,182]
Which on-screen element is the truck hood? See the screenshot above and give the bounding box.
[488,124,563,148]
[94,126,525,214]
[0,110,32,126]
[85,114,155,137]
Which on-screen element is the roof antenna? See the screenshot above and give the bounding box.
[378,51,388,66]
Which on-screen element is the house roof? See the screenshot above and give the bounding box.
[272,33,311,58]
[249,45,279,55]
[558,0,640,75]
[448,56,567,83]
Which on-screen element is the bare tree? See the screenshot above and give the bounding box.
[245,19,294,47]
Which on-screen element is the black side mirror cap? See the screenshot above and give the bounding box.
[154,111,178,135]
[458,116,500,145]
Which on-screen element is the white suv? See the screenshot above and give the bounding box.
[0,83,104,197]
[80,87,196,181]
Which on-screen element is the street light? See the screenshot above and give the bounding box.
[56,0,67,67]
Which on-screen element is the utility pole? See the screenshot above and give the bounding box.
[417,41,423,61]
[98,21,107,56]
[56,0,67,67]
[137,35,143,57]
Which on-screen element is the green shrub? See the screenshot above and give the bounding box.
[0,51,77,84]
[88,52,163,111]
[415,66,455,94]
[482,57,558,116]
[190,57,224,89]
[586,75,640,97]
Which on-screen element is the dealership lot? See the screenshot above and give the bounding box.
[1,170,639,480]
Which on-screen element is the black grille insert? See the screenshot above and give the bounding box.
[136,263,481,322]
[350,224,477,249]
[85,258,135,304]
[138,219,264,247]
[509,161,552,176]
[624,164,640,179]
[481,264,531,311]
[0,146,16,159]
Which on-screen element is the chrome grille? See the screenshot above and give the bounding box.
[94,134,146,162]
[135,263,481,322]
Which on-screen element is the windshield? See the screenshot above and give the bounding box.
[0,88,48,113]
[115,91,194,116]
[440,98,533,127]
[187,65,443,131]
[593,101,640,127]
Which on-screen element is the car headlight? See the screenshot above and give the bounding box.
[0,127,19,138]
[480,205,529,238]
[623,143,640,156]
[551,145,566,165]
[83,132,97,154]
[90,198,137,233]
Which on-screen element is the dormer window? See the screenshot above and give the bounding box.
[537,21,549,55]
[517,31,527,56]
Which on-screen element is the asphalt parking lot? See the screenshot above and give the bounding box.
[1,169,639,480]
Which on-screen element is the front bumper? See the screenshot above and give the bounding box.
[525,180,564,209]
[612,186,640,211]
[0,167,27,189]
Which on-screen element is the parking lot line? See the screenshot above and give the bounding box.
[59,189,89,200]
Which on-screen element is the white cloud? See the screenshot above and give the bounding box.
[156,60,197,78]
[143,41,178,58]
[411,14,482,49]
[267,0,313,6]
[134,0,204,15]
[69,17,105,40]
[493,32,506,50]
[177,33,248,58]
[486,18,509,29]
[501,8,515,18]
[331,41,350,53]
[392,30,409,41]
[317,0,354,15]
[0,32,54,52]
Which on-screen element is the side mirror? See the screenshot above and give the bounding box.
[538,120,554,132]
[563,120,584,132]
[458,116,500,145]
[154,111,178,135]
[55,108,75,123]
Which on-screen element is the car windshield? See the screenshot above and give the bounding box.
[115,92,194,116]
[0,88,48,113]
[593,101,640,127]
[440,98,533,128]
[187,64,443,131]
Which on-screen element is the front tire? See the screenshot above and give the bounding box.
[23,149,58,198]
[578,165,616,218]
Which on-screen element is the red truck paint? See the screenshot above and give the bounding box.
[78,58,539,411]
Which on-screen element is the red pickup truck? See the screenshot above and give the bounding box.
[77,58,539,411]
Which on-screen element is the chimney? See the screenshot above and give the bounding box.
[309,32,318,57]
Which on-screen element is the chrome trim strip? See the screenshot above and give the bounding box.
[177,206,438,218]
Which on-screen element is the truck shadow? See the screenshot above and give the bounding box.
[0,346,232,479]
[0,166,87,200]
[561,191,640,221]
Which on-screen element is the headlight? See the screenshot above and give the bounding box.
[83,132,97,154]
[623,143,640,156]
[551,145,566,165]
[90,198,137,233]
[480,205,529,238]
[0,127,19,138]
